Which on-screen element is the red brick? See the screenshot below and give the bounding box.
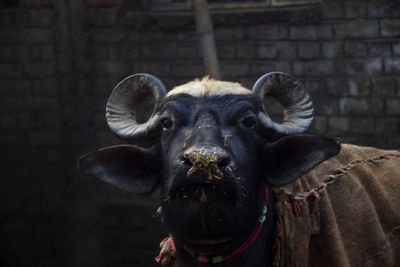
[384,58,400,75]
[344,1,366,18]
[381,19,400,37]
[336,58,382,75]
[20,0,52,7]
[364,58,382,74]
[24,62,55,77]
[344,41,367,57]
[367,1,388,18]
[248,25,288,40]
[237,43,255,59]
[88,0,121,7]
[348,78,371,96]
[368,42,391,56]
[0,29,20,44]
[0,63,22,78]
[250,61,291,76]
[95,61,131,76]
[29,131,62,147]
[322,41,343,58]
[217,45,235,59]
[160,44,178,60]
[298,42,320,59]
[25,97,59,111]
[350,118,375,134]
[0,46,14,61]
[394,42,400,56]
[334,21,378,38]
[257,42,296,59]
[134,62,171,76]
[329,117,349,134]
[220,62,249,77]
[215,27,245,41]
[304,79,325,95]
[293,60,334,76]
[339,97,369,115]
[386,99,400,115]
[326,78,348,96]
[372,77,396,96]
[322,3,343,19]
[22,28,53,43]
[289,25,332,40]
[313,96,338,115]
[312,116,328,134]
[91,29,125,43]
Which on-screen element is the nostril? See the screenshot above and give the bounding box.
[182,155,193,166]
[218,156,231,168]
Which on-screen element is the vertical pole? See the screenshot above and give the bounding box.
[192,0,221,80]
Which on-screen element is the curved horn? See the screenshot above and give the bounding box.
[106,73,166,142]
[252,72,314,135]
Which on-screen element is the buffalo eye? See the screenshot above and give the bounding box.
[161,118,173,131]
[241,116,257,129]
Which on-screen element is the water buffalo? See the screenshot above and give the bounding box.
[79,73,400,267]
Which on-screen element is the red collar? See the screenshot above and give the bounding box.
[156,185,269,265]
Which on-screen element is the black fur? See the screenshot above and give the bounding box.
[79,93,340,267]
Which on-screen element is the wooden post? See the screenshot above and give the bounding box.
[192,0,221,80]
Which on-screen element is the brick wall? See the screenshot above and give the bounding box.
[0,0,399,266]
[0,2,70,266]
[86,0,400,149]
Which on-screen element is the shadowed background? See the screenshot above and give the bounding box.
[0,0,399,266]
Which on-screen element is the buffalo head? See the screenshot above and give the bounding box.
[79,72,340,266]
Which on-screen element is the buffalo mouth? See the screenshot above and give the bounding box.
[166,182,239,203]
[162,182,252,254]
[183,235,232,245]
[173,224,254,255]
[177,235,236,255]
[165,160,243,204]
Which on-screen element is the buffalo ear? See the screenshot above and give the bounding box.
[78,144,161,194]
[262,135,341,187]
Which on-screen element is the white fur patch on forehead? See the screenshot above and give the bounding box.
[166,77,251,97]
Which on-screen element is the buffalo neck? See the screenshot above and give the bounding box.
[173,185,276,267]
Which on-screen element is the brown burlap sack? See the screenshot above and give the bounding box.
[273,144,400,267]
